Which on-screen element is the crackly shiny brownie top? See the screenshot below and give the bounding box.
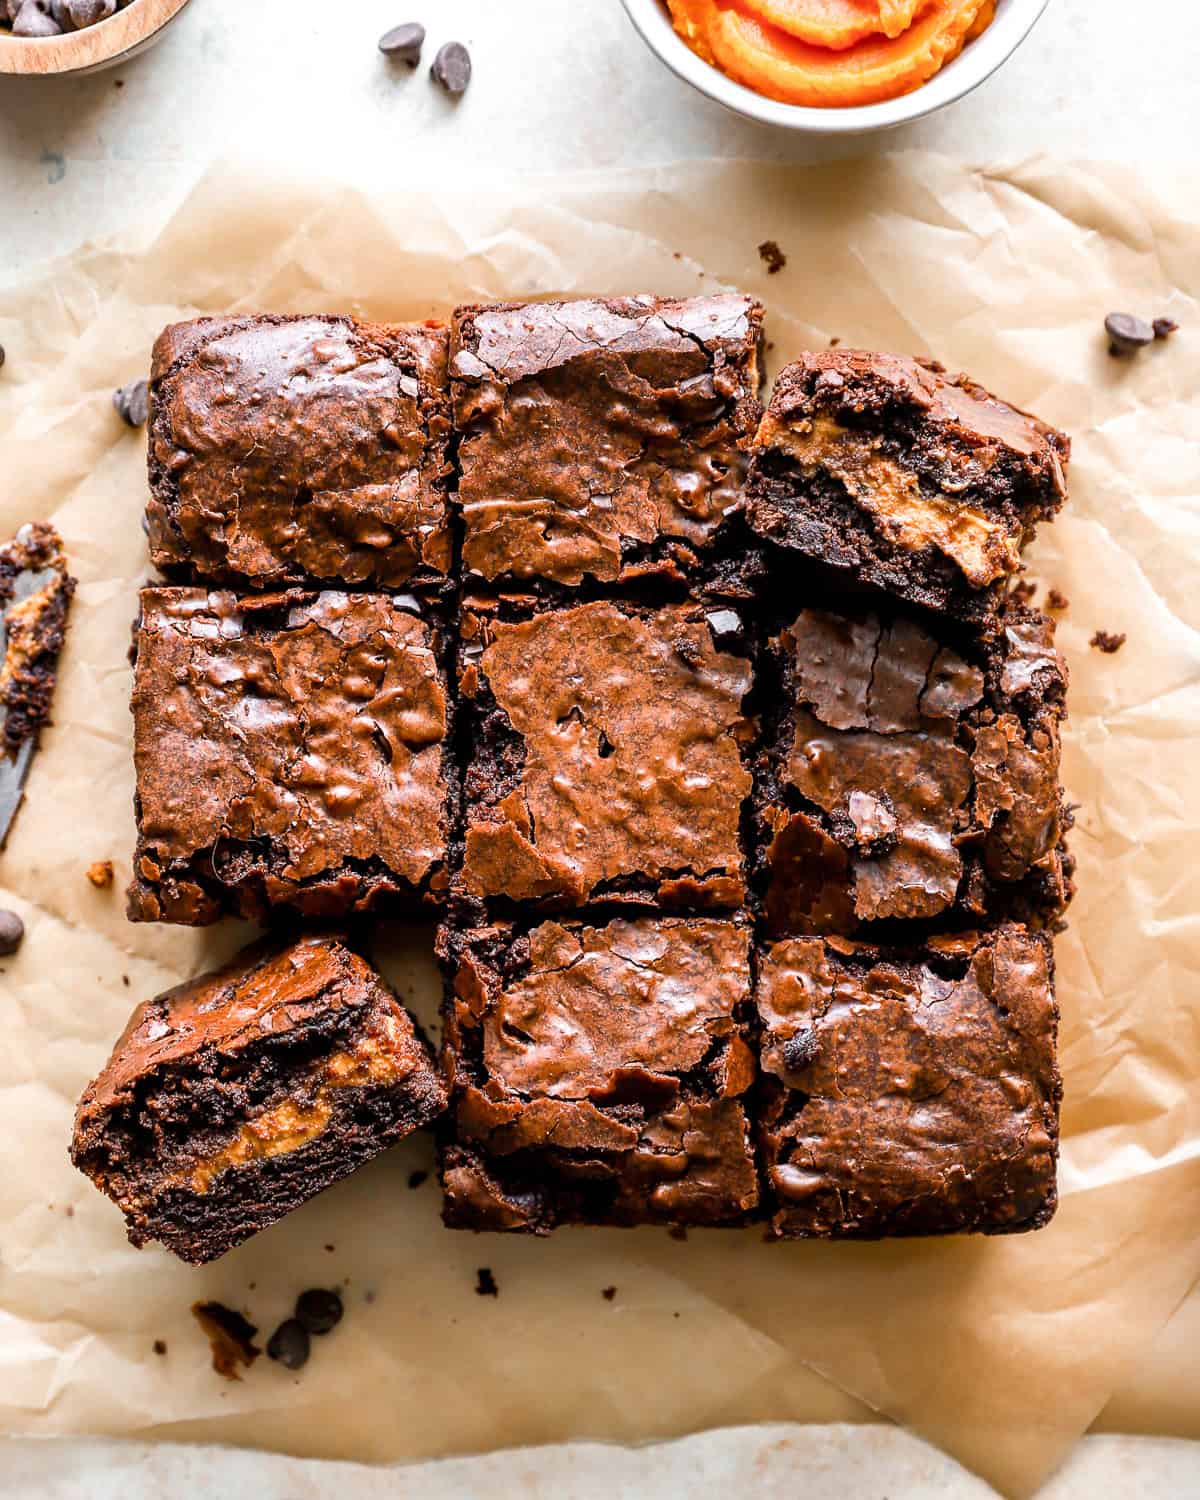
[450,294,763,588]
[457,598,752,910]
[147,315,452,590]
[756,924,1060,1238]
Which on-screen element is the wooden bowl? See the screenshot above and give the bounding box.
[0,0,192,76]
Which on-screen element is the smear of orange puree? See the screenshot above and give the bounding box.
[665,0,991,108]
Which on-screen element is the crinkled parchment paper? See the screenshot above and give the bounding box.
[0,154,1196,1500]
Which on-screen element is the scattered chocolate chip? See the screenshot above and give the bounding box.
[1046,588,1069,611]
[152,1339,167,1356]
[121,973,130,986]
[1153,317,1179,341]
[430,40,471,95]
[829,336,841,347]
[757,239,786,275]
[601,1286,617,1301]
[1090,630,1127,654]
[63,0,115,27]
[323,1242,335,1252]
[0,910,24,957]
[379,20,424,64]
[86,859,114,889]
[112,378,148,427]
[667,1225,688,1242]
[295,1287,343,1335]
[267,1318,311,1371]
[1105,312,1155,356]
[0,344,5,370]
[407,1169,429,1189]
[475,1267,498,1297]
[191,1301,260,1381]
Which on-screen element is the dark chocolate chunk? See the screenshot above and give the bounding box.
[0,344,5,370]
[757,239,787,274]
[295,1287,343,1335]
[431,40,471,95]
[475,1267,498,1297]
[1090,629,1126,654]
[379,21,424,64]
[112,378,148,428]
[1105,312,1155,356]
[191,1301,260,1380]
[267,1318,311,1370]
[12,2,64,35]
[0,910,24,957]
[63,0,115,27]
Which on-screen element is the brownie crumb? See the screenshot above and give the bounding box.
[295,1288,343,1336]
[121,973,130,986]
[667,1225,688,1242]
[1046,589,1069,611]
[757,239,787,275]
[475,1267,499,1298]
[191,1301,260,1380]
[267,1318,311,1371]
[323,1243,335,1253]
[601,1286,617,1302]
[829,336,841,347]
[1090,630,1127,654]
[1011,579,1037,605]
[86,860,114,889]
[1153,317,1179,340]
[407,1169,429,1190]
[152,1339,167,1356]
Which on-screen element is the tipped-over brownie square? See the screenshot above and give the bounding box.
[755,598,1071,938]
[128,588,452,925]
[439,915,758,1232]
[456,596,753,913]
[450,294,765,594]
[756,925,1060,1239]
[147,315,452,592]
[747,352,1069,623]
[71,935,447,1264]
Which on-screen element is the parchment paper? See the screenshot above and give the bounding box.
[0,154,1197,1500]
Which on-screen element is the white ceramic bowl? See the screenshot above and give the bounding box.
[621,0,1052,135]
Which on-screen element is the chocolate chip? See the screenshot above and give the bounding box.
[295,1287,343,1335]
[267,1318,311,1370]
[152,1339,167,1356]
[1153,317,1179,340]
[407,1168,428,1189]
[757,239,786,275]
[113,379,148,427]
[1105,312,1155,356]
[0,910,24,957]
[12,1,64,35]
[601,1286,617,1301]
[0,345,6,370]
[379,21,424,65]
[63,0,115,27]
[475,1267,498,1297]
[782,1029,819,1071]
[705,608,743,643]
[431,40,471,95]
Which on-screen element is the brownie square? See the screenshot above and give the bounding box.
[147,315,452,592]
[71,935,447,1264]
[756,925,1060,1239]
[439,915,758,1232]
[755,599,1071,938]
[450,294,765,594]
[127,587,452,925]
[748,352,1069,623]
[456,597,753,912]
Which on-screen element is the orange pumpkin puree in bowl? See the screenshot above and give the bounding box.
[664,0,996,108]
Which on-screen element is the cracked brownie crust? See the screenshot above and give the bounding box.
[439,915,758,1231]
[756,925,1060,1239]
[755,599,1072,938]
[450,294,765,593]
[456,597,753,913]
[71,935,447,1264]
[748,352,1069,622]
[127,587,452,925]
[147,315,453,592]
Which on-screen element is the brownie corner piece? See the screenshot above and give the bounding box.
[127,586,452,926]
[438,914,759,1232]
[147,313,452,592]
[748,351,1069,621]
[756,924,1060,1240]
[70,934,448,1264]
[455,595,753,913]
[450,293,765,593]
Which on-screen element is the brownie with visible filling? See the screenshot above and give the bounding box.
[127,587,452,925]
[71,935,447,1264]
[756,925,1060,1238]
[439,915,758,1232]
[147,315,452,592]
[450,294,765,595]
[755,598,1071,938]
[455,596,753,913]
[747,352,1069,623]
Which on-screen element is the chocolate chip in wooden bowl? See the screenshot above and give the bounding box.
[295,1287,343,1335]
[1104,312,1155,357]
[0,909,24,957]
[267,1318,311,1371]
[11,1,64,36]
[430,40,471,96]
[112,379,148,428]
[62,0,116,28]
[379,21,424,66]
